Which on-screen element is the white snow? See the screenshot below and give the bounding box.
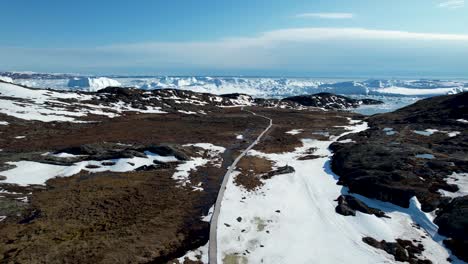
[0,82,165,122]
[184,143,226,154]
[285,129,303,135]
[0,121,8,125]
[413,129,461,138]
[178,110,197,115]
[337,138,355,144]
[383,127,397,136]
[416,154,435,159]
[236,135,244,140]
[202,206,214,222]
[177,242,209,264]
[439,173,468,199]
[414,129,439,136]
[173,143,226,187]
[14,136,26,139]
[0,216,6,222]
[457,119,468,124]
[447,131,461,137]
[0,76,13,83]
[0,152,178,186]
[216,119,456,264]
[48,152,84,158]
[0,161,70,186]
[374,86,463,96]
[172,157,209,186]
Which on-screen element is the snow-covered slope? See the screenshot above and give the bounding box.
[0,76,13,83]
[0,81,165,122]
[217,120,460,263]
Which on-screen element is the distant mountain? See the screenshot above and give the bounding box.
[0,71,77,80]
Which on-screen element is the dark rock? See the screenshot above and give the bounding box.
[362,237,430,264]
[443,239,468,263]
[261,166,295,180]
[85,164,100,169]
[434,196,468,262]
[56,143,147,161]
[236,217,242,222]
[331,92,468,212]
[135,165,160,171]
[0,175,6,181]
[331,92,468,262]
[297,154,325,160]
[144,145,189,161]
[19,210,42,224]
[283,93,383,110]
[360,98,385,105]
[152,160,173,169]
[335,195,388,218]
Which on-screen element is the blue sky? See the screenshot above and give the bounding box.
[1,0,467,77]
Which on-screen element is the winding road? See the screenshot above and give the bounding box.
[208,107,273,264]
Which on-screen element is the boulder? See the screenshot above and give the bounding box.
[335,195,388,218]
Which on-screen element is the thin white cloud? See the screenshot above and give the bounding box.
[1,27,468,73]
[257,28,468,42]
[438,0,464,9]
[296,13,354,19]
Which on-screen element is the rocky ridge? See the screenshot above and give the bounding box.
[331,92,468,261]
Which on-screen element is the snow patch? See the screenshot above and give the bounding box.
[439,173,468,199]
[0,152,178,186]
[178,110,197,115]
[0,76,13,83]
[414,129,438,136]
[177,242,209,264]
[173,143,226,187]
[285,129,303,135]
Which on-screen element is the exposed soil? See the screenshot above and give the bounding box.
[0,106,270,263]
[250,107,356,154]
[234,156,274,191]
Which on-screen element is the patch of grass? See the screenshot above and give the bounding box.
[223,254,248,264]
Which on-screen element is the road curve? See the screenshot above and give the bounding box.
[208,107,273,264]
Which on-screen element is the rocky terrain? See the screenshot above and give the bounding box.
[0,79,466,263]
[331,92,468,262]
[283,93,383,109]
[0,80,373,263]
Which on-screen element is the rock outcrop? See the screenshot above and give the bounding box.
[283,93,383,109]
[331,92,468,261]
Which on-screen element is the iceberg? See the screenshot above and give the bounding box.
[67,77,121,92]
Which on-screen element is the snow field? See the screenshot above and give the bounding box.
[216,119,458,263]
